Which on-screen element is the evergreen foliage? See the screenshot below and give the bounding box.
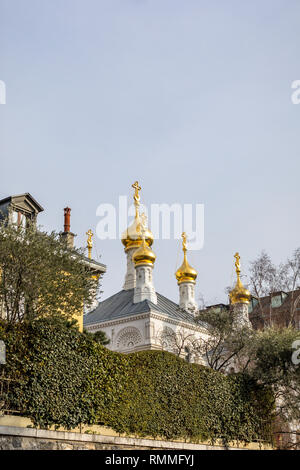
[0,317,275,444]
[0,222,98,324]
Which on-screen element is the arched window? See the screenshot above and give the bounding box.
[116,327,142,350]
[158,327,176,351]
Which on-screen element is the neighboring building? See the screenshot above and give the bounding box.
[84,182,209,360]
[202,289,300,332]
[248,290,300,330]
[0,193,44,227]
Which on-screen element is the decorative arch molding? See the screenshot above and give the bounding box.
[156,326,176,350]
[116,326,143,349]
[156,326,200,359]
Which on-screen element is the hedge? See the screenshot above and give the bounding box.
[0,317,275,444]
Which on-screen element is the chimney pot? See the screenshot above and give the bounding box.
[61,207,75,248]
[64,207,71,232]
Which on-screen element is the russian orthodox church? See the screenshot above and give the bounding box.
[1,190,298,447]
[84,182,251,361]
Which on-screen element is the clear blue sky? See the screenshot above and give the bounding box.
[1,0,299,305]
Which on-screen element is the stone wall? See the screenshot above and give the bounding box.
[0,426,231,451]
[0,434,152,450]
[0,416,273,451]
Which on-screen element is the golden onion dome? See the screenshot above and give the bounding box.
[121,213,154,252]
[121,181,154,252]
[229,278,251,305]
[175,256,198,284]
[132,238,156,266]
[175,233,198,284]
[229,252,251,305]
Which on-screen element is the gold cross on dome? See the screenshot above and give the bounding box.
[181,232,187,253]
[132,181,141,204]
[234,252,241,276]
[132,181,141,219]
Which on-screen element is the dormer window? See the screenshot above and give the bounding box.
[0,193,44,227]
[248,297,258,313]
[12,210,27,228]
[271,292,287,308]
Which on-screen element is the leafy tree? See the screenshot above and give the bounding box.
[242,326,300,449]
[248,250,279,298]
[195,306,300,445]
[195,306,252,372]
[244,327,300,421]
[0,221,99,325]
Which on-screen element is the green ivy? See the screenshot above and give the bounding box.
[0,318,275,444]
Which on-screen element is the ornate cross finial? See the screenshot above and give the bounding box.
[182,232,187,253]
[86,229,94,259]
[234,252,241,277]
[132,181,141,219]
[132,181,141,204]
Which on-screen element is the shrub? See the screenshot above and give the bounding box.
[0,318,275,443]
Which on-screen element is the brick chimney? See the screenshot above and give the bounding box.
[64,207,71,232]
[60,207,75,248]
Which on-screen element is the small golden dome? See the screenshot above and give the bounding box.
[121,181,154,252]
[229,278,251,305]
[175,233,198,284]
[229,252,251,305]
[175,256,198,284]
[132,238,156,266]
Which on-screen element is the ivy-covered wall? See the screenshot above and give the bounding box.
[0,318,275,444]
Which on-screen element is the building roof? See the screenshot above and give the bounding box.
[84,289,200,326]
[81,255,106,273]
[205,303,229,310]
[0,193,44,213]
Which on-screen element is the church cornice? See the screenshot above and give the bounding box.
[148,311,207,334]
[84,312,150,330]
[85,309,207,334]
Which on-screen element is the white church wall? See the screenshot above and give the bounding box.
[148,315,209,364]
[85,312,210,363]
[87,316,150,353]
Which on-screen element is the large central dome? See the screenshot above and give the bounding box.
[121,212,154,252]
[121,181,154,252]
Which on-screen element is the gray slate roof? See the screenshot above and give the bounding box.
[84,289,198,326]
